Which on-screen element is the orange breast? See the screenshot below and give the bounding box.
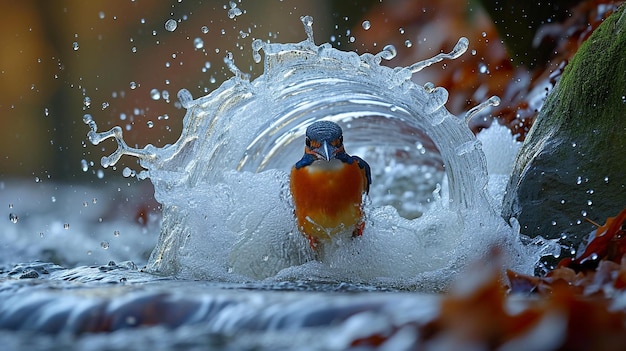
[290,159,367,241]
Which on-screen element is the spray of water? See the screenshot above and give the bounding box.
[84,16,556,290]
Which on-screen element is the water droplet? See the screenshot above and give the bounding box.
[604,176,610,183]
[114,230,120,237]
[72,41,79,51]
[362,20,371,30]
[83,96,91,108]
[39,232,44,238]
[551,220,557,226]
[201,26,209,34]
[193,37,204,49]
[64,223,70,230]
[150,88,160,100]
[478,63,488,74]
[379,44,397,60]
[581,210,587,217]
[590,252,598,260]
[51,196,56,203]
[404,40,412,48]
[101,241,110,249]
[147,121,154,128]
[129,81,137,89]
[262,255,269,262]
[165,19,177,32]
[587,200,593,206]
[81,159,89,172]
[227,1,242,19]
[101,102,109,110]
[44,107,50,117]
[399,27,405,34]
[9,213,18,224]
[576,176,582,185]
[98,11,105,20]
[481,31,487,38]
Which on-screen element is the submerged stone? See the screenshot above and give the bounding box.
[502,5,626,257]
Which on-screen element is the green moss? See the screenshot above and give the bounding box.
[540,5,626,139]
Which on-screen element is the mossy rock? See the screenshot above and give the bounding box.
[502,5,626,257]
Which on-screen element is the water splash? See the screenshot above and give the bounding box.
[84,16,555,288]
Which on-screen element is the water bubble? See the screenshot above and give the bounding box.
[150,88,160,100]
[83,96,91,108]
[165,19,177,32]
[51,196,56,203]
[604,176,610,183]
[101,241,110,249]
[101,102,109,110]
[404,40,412,48]
[193,37,204,49]
[114,230,120,237]
[147,121,154,128]
[81,159,89,172]
[399,27,405,34]
[97,169,104,179]
[576,176,582,185]
[587,200,593,206]
[581,210,587,217]
[98,11,105,19]
[72,41,79,51]
[478,63,488,74]
[201,26,209,34]
[64,223,70,230]
[362,20,371,30]
[44,107,49,117]
[129,81,137,89]
[9,213,18,224]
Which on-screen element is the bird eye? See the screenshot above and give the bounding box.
[305,137,311,147]
[331,136,343,147]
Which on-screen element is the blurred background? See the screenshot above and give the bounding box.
[0,0,618,183]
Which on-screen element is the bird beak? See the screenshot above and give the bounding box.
[320,141,331,161]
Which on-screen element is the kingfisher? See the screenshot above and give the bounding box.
[290,120,371,250]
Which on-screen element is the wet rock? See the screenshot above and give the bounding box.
[502,5,626,258]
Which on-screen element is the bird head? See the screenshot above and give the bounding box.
[304,121,345,161]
